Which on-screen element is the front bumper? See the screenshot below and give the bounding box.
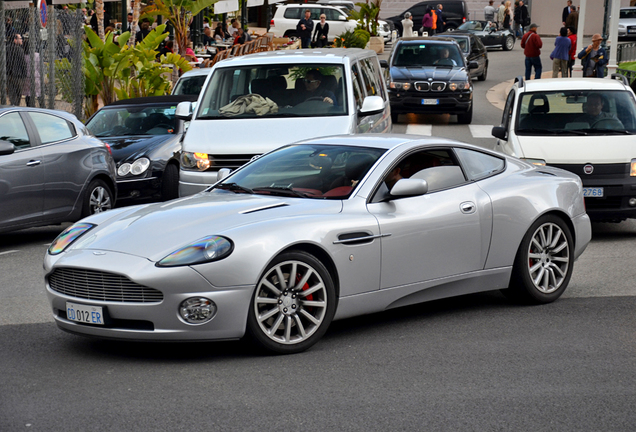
[116,176,161,202]
[45,250,254,341]
[389,90,472,115]
[179,169,217,197]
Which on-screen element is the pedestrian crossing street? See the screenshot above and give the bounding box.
[404,124,496,138]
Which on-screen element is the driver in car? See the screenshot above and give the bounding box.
[579,93,623,128]
[434,48,458,66]
[302,69,336,105]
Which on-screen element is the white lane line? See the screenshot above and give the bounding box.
[0,250,19,256]
[405,124,433,136]
[468,125,495,138]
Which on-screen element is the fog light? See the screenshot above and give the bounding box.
[629,198,636,207]
[178,298,216,325]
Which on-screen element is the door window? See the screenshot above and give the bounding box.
[351,63,365,110]
[323,8,341,21]
[28,112,75,145]
[359,59,380,97]
[0,112,30,149]
[454,148,505,181]
[502,89,516,130]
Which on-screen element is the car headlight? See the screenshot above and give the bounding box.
[156,235,233,267]
[631,158,636,176]
[389,82,411,91]
[118,157,150,176]
[48,223,95,255]
[181,151,213,171]
[522,158,547,166]
[449,82,470,91]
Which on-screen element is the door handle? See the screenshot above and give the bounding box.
[460,201,476,214]
[26,160,41,167]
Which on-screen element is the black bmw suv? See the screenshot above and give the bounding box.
[385,37,477,124]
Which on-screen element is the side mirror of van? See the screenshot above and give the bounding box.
[359,95,385,117]
[379,60,389,68]
[492,126,507,140]
[175,102,193,121]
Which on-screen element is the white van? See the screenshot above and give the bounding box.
[176,48,392,196]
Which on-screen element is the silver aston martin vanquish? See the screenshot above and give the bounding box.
[44,135,591,353]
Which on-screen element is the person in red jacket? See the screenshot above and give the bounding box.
[521,23,543,80]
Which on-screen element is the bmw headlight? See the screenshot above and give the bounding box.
[181,151,213,171]
[449,82,470,91]
[157,235,233,267]
[118,158,150,176]
[389,82,411,91]
[48,223,95,255]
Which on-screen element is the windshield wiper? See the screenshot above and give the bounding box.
[517,128,587,135]
[252,186,310,198]
[215,182,254,194]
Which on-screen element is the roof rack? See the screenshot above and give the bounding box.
[610,73,629,86]
[514,75,524,87]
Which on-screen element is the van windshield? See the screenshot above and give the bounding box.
[196,64,348,119]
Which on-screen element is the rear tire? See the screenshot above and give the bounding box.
[503,215,574,304]
[161,163,179,201]
[82,179,113,217]
[457,103,473,124]
[478,62,488,81]
[503,35,514,51]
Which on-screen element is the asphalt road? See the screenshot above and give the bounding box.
[2,40,636,430]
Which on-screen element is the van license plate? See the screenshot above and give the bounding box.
[422,99,439,105]
[583,187,603,197]
[66,302,104,325]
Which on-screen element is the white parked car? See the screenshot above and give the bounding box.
[492,76,636,222]
[270,4,357,39]
[618,7,636,41]
[172,68,212,96]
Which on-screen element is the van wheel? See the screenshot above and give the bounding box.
[457,104,473,124]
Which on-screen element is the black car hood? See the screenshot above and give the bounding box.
[390,66,469,81]
[100,135,178,163]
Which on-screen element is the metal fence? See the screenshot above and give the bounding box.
[1,4,85,119]
[617,42,636,64]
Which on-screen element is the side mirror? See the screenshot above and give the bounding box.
[492,126,508,140]
[0,140,15,156]
[379,59,389,68]
[175,101,193,121]
[390,178,428,197]
[359,95,385,117]
[468,61,479,70]
[216,168,231,182]
[338,15,347,21]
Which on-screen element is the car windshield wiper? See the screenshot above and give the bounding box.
[516,128,587,135]
[215,182,253,194]
[575,128,632,135]
[252,186,310,198]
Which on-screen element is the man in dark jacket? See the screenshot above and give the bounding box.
[521,23,542,80]
[578,34,608,78]
[562,0,573,26]
[297,9,314,49]
[435,4,445,33]
[514,0,529,38]
[7,33,26,106]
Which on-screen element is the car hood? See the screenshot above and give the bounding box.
[390,66,468,81]
[516,135,636,164]
[72,192,343,261]
[183,116,353,154]
[100,135,178,163]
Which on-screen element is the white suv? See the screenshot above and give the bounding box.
[492,76,636,222]
[270,4,357,39]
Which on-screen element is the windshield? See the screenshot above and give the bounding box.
[458,21,485,31]
[441,36,469,54]
[87,105,179,137]
[173,74,208,96]
[215,144,386,199]
[196,64,348,119]
[515,90,636,135]
[620,9,636,19]
[393,43,464,67]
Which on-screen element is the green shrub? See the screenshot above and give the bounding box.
[333,29,370,49]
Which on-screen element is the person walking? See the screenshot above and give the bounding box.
[23,39,42,107]
[436,4,445,33]
[551,27,571,78]
[401,12,414,37]
[578,34,608,78]
[565,5,578,34]
[517,0,529,37]
[421,7,434,36]
[485,0,496,22]
[502,1,512,30]
[498,1,506,27]
[297,9,314,48]
[562,0,573,26]
[7,33,26,106]
[312,14,329,47]
[521,23,542,80]
[567,26,577,77]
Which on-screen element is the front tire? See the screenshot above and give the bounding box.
[457,103,473,124]
[82,179,113,217]
[161,163,179,201]
[505,215,574,304]
[247,251,336,354]
[503,35,514,51]
[478,62,488,81]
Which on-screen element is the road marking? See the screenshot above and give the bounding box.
[405,124,433,136]
[0,250,19,256]
[469,125,495,138]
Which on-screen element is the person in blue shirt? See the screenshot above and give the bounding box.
[551,27,571,77]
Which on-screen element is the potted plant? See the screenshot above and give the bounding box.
[350,0,383,53]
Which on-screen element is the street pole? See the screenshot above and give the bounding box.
[572,0,587,77]
[606,0,620,77]
[121,0,127,32]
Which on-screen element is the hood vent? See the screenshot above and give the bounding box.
[239,203,289,214]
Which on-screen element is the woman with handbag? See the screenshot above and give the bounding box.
[312,14,330,48]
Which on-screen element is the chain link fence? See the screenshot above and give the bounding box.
[1,4,85,119]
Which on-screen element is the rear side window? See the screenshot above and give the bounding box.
[283,8,302,19]
[323,8,341,20]
[0,112,30,149]
[28,112,75,144]
[455,148,505,180]
[359,58,380,97]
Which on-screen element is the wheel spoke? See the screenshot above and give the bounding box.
[299,282,324,298]
[549,262,565,278]
[547,267,557,290]
[259,307,279,322]
[529,261,543,273]
[549,229,562,249]
[528,252,542,259]
[284,316,292,342]
[299,308,321,325]
[268,313,285,335]
[261,279,281,296]
[256,296,278,304]
[533,267,545,286]
[293,314,307,338]
[552,240,568,254]
[275,266,287,290]
[293,268,313,290]
[301,299,326,308]
[539,227,548,248]
[551,256,569,263]
[541,269,550,290]
[531,237,543,252]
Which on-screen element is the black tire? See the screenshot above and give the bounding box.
[457,103,473,124]
[82,179,114,217]
[391,112,399,123]
[246,250,336,354]
[503,214,574,304]
[161,163,179,201]
[478,62,488,81]
[503,35,514,51]
[445,25,457,32]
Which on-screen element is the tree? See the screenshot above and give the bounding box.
[141,0,218,56]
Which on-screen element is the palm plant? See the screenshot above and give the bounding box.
[349,0,382,36]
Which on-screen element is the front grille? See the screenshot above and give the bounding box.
[211,154,259,170]
[414,82,430,91]
[49,268,163,303]
[431,82,446,91]
[585,196,623,209]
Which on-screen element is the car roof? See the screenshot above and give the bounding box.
[519,78,631,93]
[179,68,214,78]
[296,134,475,151]
[105,95,199,107]
[398,37,459,45]
[215,48,376,67]
[0,106,81,123]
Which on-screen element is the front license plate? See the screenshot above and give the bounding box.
[66,302,104,325]
[629,29,636,33]
[583,187,604,197]
[422,99,439,105]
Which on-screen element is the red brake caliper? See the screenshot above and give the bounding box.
[296,274,313,301]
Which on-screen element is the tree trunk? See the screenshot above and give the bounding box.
[129,0,140,48]
[96,0,105,41]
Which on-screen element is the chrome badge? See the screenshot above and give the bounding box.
[583,164,594,175]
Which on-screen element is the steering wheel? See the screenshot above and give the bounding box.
[591,118,624,130]
[305,96,327,102]
[154,123,173,129]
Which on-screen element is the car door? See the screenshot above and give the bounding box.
[367,147,493,289]
[24,111,87,219]
[354,58,390,133]
[0,111,45,230]
[470,35,487,75]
